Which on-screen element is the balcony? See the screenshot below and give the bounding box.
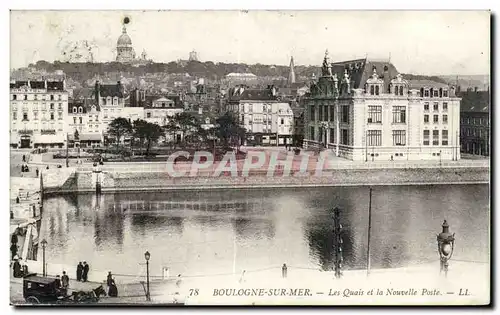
[41,129,56,135]
[18,129,33,135]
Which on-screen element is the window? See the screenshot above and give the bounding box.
[433,115,439,124]
[24,95,28,100]
[58,95,62,101]
[341,129,349,145]
[424,102,429,111]
[367,130,382,146]
[310,105,315,121]
[318,105,323,121]
[114,98,118,105]
[370,85,374,95]
[50,103,54,110]
[442,102,448,111]
[432,130,439,145]
[73,117,77,124]
[280,118,284,125]
[34,111,38,120]
[324,106,329,121]
[58,103,62,110]
[329,129,335,143]
[58,112,62,120]
[368,106,382,123]
[330,106,335,122]
[78,107,83,113]
[424,115,429,123]
[433,90,439,97]
[392,106,406,123]
[34,95,38,100]
[23,113,28,121]
[423,130,430,145]
[50,113,54,120]
[147,112,151,118]
[393,130,406,146]
[442,115,448,124]
[13,112,17,120]
[50,95,54,101]
[341,106,349,123]
[249,104,253,112]
[394,85,399,96]
[375,86,380,95]
[433,102,439,112]
[73,107,77,113]
[310,126,315,140]
[13,95,17,100]
[442,130,448,145]
[399,86,404,96]
[424,89,430,97]
[79,117,83,124]
[443,90,448,97]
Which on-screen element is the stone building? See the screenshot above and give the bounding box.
[10,80,68,148]
[226,85,294,146]
[116,25,136,63]
[304,50,461,161]
[67,100,102,147]
[459,88,490,156]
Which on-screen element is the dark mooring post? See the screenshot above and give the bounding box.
[333,207,343,279]
[367,187,373,276]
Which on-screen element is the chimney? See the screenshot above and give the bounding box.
[95,80,100,104]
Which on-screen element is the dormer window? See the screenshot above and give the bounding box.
[370,86,375,95]
[107,97,112,105]
[443,90,448,97]
[375,86,380,95]
[399,86,404,96]
[424,89,430,97]
[78,106,83,113]
[433,90,439,97]
[113,97,118,105]
[73,107,77,114]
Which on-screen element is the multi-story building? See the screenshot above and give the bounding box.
[304,51,461,161]
[94,80,125,133]
[10,80,68,148]
[67,100,103,147]
[227,85,294,146]
[459,88,490,156]
[144,97,184,126]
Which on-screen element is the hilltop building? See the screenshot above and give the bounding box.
[116,24,152,65]
[304,50,461,161]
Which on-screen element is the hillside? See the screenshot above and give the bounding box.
[439,75,490,90]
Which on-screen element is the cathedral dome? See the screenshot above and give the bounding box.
[117,25,132,47]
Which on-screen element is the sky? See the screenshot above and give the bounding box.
[10,10,490,75]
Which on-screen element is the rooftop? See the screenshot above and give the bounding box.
[459,90,490,113]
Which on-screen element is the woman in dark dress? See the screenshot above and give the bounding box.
[76,262,83,281]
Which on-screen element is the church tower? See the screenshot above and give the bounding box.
[116,24,135,63]
[288,56,296,86]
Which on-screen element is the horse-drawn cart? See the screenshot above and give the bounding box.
[23,274,106,304]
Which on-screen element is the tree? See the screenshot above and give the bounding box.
[172,112,200,146]
[163,119,180,149]
[134,121,164,156]
[214,112,246,148]
[107,118,132,149]
[132,119,148,155]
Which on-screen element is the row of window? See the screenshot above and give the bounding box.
[12,94,63,101]
[461,117,489,126]
[101,97,121,106]
[424,102,448,112]
[366,130,406,146]
[424,114,448,124]
[423,130,449,146]
[310,126,350,145]
[421,88,449,98]
[13,112,63,121]
[13,103,64,110]
[311,105,349,123]
[461,128,487,138]
[367,106,406,124]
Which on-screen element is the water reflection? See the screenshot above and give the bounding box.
[40,185,489,276]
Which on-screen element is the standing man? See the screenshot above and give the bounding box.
[10,243,18,260]
[61,271,69,294]
[82,261,89,282]
[76,262,83,282]
[282,263,288,278]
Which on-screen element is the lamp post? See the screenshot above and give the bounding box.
[144,251,151,301]
[436,220,455,277]
[41,239,47,277]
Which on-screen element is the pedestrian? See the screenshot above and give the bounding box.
[82,261,89,282]
[391,155,394,161]
[282,263,288,278]
[62,271,69,290]
[16,196,20,204]
[107,271,113,286]
[55,275,62,288]
[13,259,22,278]
[10,243,18,260]
[46,165,49,170]
[76,262,83,282]
[11,232,18,246]
[22,155,26,162]
[175,274,182,288]
[36,168,39,177]
[108,279,118,297]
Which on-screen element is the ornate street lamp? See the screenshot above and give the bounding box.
[144,251,151,301]
[40,239,47,277]
[436,220,455,277]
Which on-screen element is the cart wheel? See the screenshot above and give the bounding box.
[26,296,40,304]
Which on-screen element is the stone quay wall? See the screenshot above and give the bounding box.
[43,167,489,194]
